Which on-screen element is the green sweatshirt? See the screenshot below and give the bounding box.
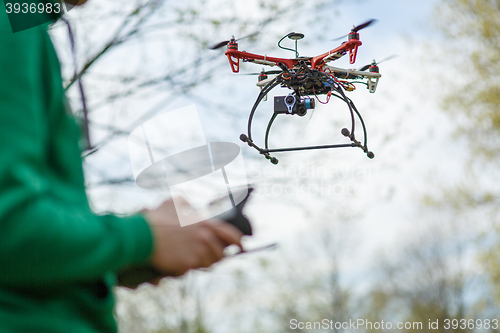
[0,3,154,333]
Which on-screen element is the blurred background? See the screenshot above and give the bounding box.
[50,0,500,332]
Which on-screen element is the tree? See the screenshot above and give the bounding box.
[438,0,500,161]
[433,0,500,303]
[362,215,499,333]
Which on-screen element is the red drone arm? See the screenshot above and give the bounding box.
[225,49,296,73]
[311,39,362,69]
[224,36,362,73]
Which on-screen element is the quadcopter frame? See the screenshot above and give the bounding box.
[213,21,382,164]
[239,61,378,164]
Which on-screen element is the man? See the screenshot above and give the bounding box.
[0,1,243,332]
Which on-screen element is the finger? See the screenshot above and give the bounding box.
[198,240,226,268]
[203,221,244,250]
[193,228,226,268]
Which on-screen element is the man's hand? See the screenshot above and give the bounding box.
[144,199,244,277]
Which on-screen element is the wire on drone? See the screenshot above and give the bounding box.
[313,87,331,104]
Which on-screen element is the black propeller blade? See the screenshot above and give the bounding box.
[209,32,259,50]
[352,19,377,32]
[239,70,283,76]
[358,63,373,72]
[331,34,348,42]
[331,19,377,41]
[210,40,232,50]
[358,55,398,71]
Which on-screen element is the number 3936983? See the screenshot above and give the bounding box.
[5,2,62,14]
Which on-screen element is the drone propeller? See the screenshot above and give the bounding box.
[209,32,260,50]
[239,70,283,76]
[331,19,377,41]
[358,55,398,71]
[352,19,377,32]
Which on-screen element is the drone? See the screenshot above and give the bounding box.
[210,19,385,164]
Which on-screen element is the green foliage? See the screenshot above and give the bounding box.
[438,0,500,161]
[361,218,494,333]
[481,248,500,302]
[430,0,500,309]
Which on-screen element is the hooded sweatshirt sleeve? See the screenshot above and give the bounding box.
[0,2,154,289]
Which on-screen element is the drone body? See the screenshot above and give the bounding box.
[211,20,384,164]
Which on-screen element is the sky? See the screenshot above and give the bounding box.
[203,0,470,320]
[51,0,477,331]
[221,0,450,255]
[66,0,452,280]
[185,0,463,329]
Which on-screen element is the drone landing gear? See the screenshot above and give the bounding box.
[241,68,375,165]
[341,128,375,159]
[240,129,374,165]
[240,134,279,164]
